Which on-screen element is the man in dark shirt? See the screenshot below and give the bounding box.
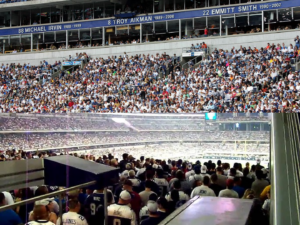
[119,153,129,172]
[209,174,224,196]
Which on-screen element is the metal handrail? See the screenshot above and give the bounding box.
[0,180,96,212]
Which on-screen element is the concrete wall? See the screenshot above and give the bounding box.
[0,29,299,65]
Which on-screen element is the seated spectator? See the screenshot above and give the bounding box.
[139,193,158,221]
[165,180,189,202]
[218,179,239,198]
[191,176,216,198]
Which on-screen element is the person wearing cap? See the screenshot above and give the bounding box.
[140,201,162,225]
[218,179,239,198]
[56,197,88,225]
[190,176,216,198]
[200,165,210,178]
[122,180,142,223]
[139,193,158,221]
[0,192,23,225]
[107,190,137,225]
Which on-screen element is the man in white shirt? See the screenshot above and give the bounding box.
[56,197,88,225]
[190,176,216,198]
[218,179,239,198]
[107,190,137,225]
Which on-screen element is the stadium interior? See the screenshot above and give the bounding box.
[0,0,300,224]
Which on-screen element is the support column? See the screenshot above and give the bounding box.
[102,27,105,46]
[262,11,264,32]
[66,30,68,49]
[140,23,142,42]
[179,19,181,39]
[30,33,33,52]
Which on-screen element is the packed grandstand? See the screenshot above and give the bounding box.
[0,37,300,113]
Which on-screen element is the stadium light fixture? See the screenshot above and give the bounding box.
[111,118,127,123]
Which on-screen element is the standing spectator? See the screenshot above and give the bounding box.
[209,174,224,196]
[218,179,239,198]
[215,167,227,188]
[26,203,55,225]
[140,202,162,225]
[190,176,216,198]
[123,180,142,222]
[251,170,269,198]
[56,197,88,225]
[139,180,156,206]
[107,190,137,225]
[232,177,246,198]
[0,193,23,225]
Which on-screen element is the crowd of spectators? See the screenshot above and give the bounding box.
[0,131,269,151]
[1,37,300,113]
[0,151,271,225]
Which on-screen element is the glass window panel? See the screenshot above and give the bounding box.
[294,7,300,21]
[194,17,206,30]
[116,25,128,36]
[94,3,104,19]
[208,16,220,36]
[196,0,205,8]
[105,27,117,45]
[240,0,247,3]
[80,29,91,41]
[278,8,292,22]
[44,32,55,44]
[33,33,44,50]
[155,0,165,12]
[129,25,140,43]
[181,19,193,37]
[21,10,30,26]
[0,36,9,53]
[249,12,262,33]
[10,35,20,52]
[68,30,79,43]
[41,8,51,24]
[209,0,219,7]
[92,28,102,47]
[51,7,61,23]
[11,11,20,26]
[155,21,167,34]
[63,6,72,22]
[73,5,83,21]
[168,20,179,32]
[175,0,184,10]
[84,4,93,20]
[208,16,220,29]
[264,10,277,24]
[31,8,40,25]
[56,31,66,43]
[220,0,229,5]
[21,34,31,52]
[105,2,114,18]
[236,14,248,27]
[186,0,194,9]
[142,23,154,42]
[0,12,10,27]
[222,15,234,28]
[249,13,262,26]
[92,28,102,40]
[143,0,154,13]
